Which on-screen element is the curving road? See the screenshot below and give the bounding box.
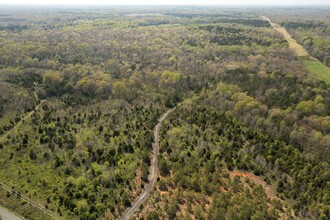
[119,108,175,220]
[0,206,21,220]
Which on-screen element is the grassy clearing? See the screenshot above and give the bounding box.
[262,16,308,57]
[274,26,308,57]
[302,57,330,85]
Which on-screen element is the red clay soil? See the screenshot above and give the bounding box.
[229,170,277,200]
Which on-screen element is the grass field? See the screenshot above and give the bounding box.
[277,26,309,57]
[302,57,330,85]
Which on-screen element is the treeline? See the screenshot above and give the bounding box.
[200,66,330,160]
[0,24,29,31]
[282,21,327,29]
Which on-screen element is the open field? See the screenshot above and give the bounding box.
[302,57,330,84]
[275,26,309,57]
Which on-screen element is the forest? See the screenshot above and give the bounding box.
[0,5,329,220]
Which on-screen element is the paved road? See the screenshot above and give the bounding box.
[119,108,175,220]
[0,206,21,220]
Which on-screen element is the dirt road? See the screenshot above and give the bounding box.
[119,108,175,220]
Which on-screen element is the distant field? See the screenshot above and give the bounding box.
[263,16,329,84]
[302,57,330,84]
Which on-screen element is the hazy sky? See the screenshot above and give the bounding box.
[0,0,329,5]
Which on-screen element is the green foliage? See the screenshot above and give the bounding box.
[146,211,160,220]
[161,71,182,82]
[112,81,128,99]
[43,71,63,96]
[152,103,329,219]
[0,6,329,220]
[159,157,170,176]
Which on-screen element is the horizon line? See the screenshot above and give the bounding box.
[1,3,330,6]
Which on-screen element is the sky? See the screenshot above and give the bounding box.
[0,0,329,5]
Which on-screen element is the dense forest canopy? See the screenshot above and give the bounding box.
[0,5,329,220]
